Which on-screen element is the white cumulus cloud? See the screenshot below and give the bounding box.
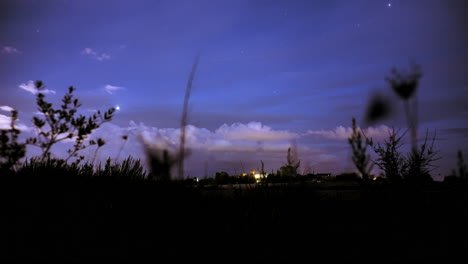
[19,80,56,95]
[0,106,15,112]
[215,122,299,141]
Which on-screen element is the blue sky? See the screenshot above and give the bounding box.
[1,0,467,179]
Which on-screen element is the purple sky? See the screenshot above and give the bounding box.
[1,0,467,179]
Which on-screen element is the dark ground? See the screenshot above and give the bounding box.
[0,176,467,263]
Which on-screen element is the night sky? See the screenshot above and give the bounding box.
[1,0,467,179]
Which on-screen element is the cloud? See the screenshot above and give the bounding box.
[131,121,297,154]
[306,124,393,141]
[0,106,16,129]
[69,121,303,177]
[215,122,300,141]
[1,46,21,54]
[18,80,56,95]
[0,113,30,131]
[40,121,298,164]
[0,106,15,112]
[81,48,111,61]
[0,114,11,129]
[104,84,125,94]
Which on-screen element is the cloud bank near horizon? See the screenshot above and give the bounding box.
[17,119,399,176]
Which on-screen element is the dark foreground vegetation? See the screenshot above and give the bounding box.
[1,166,467,263]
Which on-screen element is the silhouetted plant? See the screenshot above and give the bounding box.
[90,138,106,164]
[365,93,391,124]
[404,129,439,184]
[0,108,26,171]
[348,117,373,181]
[365,64,439,184]
[115,134,128,161]
[18,156,69,177]
[456,150,467,181]
[178,54,200,180]
[301,163,314,175]
[145,148,179,181]
[25,81,115,163]
[17,155,146,180]
[385,63,422,154]
[95,156,147,180]
[367,127,407,183]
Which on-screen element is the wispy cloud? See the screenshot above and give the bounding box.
[306,124,393,141]
[19,80,56,95]
[81,48,111,61]
[1,45,21,54]
[104,84,125,94]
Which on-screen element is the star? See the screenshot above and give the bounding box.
[387,3,392,8]
[116,106,120,111]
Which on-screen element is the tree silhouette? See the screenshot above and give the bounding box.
[279,147,300,177]
[348,117,373,181]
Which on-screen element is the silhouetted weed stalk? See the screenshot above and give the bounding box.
[115,135,128,161]
[386,63,421,154]
[142,54,200,182]
[178,53,200,180]
[364,63,440,184]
